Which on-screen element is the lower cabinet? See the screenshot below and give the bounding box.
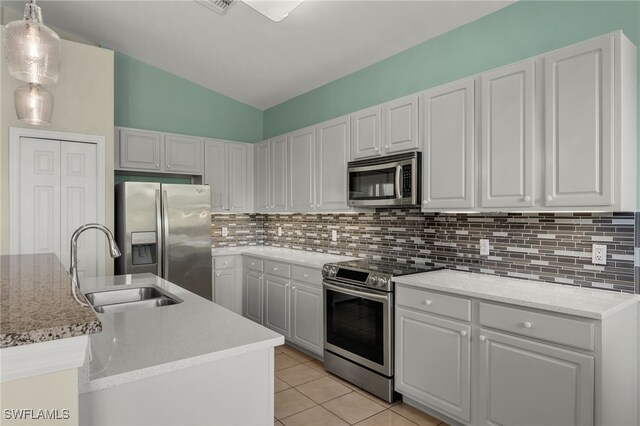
[395,307,471,422]
[264,275,291,337]
[244,271,263,324]
[212,255,242,314]
[478,329,594,426]
[290,281,323,355]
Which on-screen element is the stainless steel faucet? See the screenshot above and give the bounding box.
[69,223,121,307]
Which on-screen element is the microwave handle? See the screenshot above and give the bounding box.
[395,165,403,199]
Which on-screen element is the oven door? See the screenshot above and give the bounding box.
[323,279,393,376]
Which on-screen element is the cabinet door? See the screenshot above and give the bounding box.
[481,60,535,208]
[351,106,382,159]
[478,329,594,426]
[544,35,613,207]
[270,136,288,211]
[395,307,471,422]
[264,275,290,337]
[384,95,419,154]
[288,127,315,211]
[214,269,236,311]
[244,272,263,324]
[164,134,203,174]
[421,79,475,210]
[255,141,270,212]
[117,128,162,171]
[204,139,228,211]
[227,143,251,211]
[290,282,323,355]
[315,116,350,211]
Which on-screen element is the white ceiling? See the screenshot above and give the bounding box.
[4,0,514,110]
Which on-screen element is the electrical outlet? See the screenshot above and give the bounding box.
[221,227,228,237]
[277,226,283,237]
[479,239,490,256]
[592,244,607,265]
[331,230,338,242]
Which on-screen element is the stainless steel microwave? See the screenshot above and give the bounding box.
[347,152,421,207]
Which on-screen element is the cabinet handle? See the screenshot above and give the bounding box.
[524,321,533,329]
[424,299,432,306]
[546,195,553,202]
[460,330,467,337]
[524,196,531,202]
[479,335,486,342]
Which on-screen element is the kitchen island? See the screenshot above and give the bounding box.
[79,273,283,426]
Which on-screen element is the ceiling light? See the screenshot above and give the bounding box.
[242,0,304,22]
[2,0,62,85]
[14,84,53,126]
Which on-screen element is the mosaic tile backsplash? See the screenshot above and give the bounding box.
[212,210,637,293]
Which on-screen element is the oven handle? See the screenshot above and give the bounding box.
[323,281,390,302]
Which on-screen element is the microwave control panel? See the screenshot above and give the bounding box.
[402,164,412,197]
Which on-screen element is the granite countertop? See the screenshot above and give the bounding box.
[79,273,283,393]
[0,253,101,348]
[211,246,355,268]
[394,269,640,319]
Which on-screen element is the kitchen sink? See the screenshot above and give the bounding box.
[84,285,183,313]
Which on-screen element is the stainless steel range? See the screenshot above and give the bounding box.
[322,258,443,402]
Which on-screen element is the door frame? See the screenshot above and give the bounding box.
[9,127,106,275]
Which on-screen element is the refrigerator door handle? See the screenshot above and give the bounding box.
[155,189,163,278]
[162,190,170,279]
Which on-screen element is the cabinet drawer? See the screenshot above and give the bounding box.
[214,256,236,270]
[397,286,471,322]
[264,260,291,278]
[292,266,321,285]
[245,257,263,272]
[479,302,595,351]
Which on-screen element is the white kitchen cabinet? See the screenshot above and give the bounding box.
[116,128,162,171]
[164,134,202,174]
[315,116,351,211]
[543,32,636,209]
[212,255,241,313]
[395,307,471,422]
[290,267,323,355]
[288,126,315,211]
[270,135,288,211]
[244,271,263,324]
[480,60,536,209]
[421,79,475,210]
[478,329,594,426]
[263,275,290,337]
[254,141,271,212]
[351,105,382,159]
[383,94,419,154]
[204,140,253,212]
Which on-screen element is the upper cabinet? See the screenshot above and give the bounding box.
[255,140,271,212]
[204,139,253,212]
[288,126,315,211]
[115,127,203,175]
[315,116,351,211]
[351,106,382,160]
[421,79,476,211]
[255,136,288,212]
[383,95,419,154]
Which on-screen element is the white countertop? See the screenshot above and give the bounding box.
[394,270,639,319]
[211,246,355,268]
[78,273,283,393]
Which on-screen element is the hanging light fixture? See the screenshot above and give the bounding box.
[14,84,53,126]
[3,0,62,85]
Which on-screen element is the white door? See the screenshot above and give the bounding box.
[204,139,227,211]
[255,141,270,212]
[384,95,419,154]
[395,307,471,422]
[421,79,475,210]
[13,137,100,278]
[263,275,290,337]
[270,136,288,211]
[351,106,382,159]
[288,126,315,211]
[315,116,350,211]
[479,329,594,426]
[480,60,536,208]
[290,282,323,355]
[164,134,203,174]
[227,143,250,211]
[544,34,614,207]
[117,128,162,171]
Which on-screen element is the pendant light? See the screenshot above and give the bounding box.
[14,84,53,126]
[3,0,62,85]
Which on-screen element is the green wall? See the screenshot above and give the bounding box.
[263,1,640,139]
[114,52,263,143]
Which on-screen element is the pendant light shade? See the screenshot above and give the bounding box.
[14,84,53,126]
[3,1,62,85]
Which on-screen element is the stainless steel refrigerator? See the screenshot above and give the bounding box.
[114,182,212,301]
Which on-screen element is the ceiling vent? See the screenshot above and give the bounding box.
[195,0,234,15]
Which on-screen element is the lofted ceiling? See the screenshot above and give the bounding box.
[3,0,514,110]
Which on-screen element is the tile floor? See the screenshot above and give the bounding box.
[274,345,449,426]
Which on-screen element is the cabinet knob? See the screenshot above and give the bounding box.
[546,195,553,202]
[292,286,296,290]
[167,164,171,168]
[385,145,389,150]
[423,200,427,205]
[273,267,278,271]
[155,163,160,168]
[424,299,432,306]
[479,335,486,342]
[224,261,229,265]
[316,204,320,207]
[460,330,467,337]
[215,273,220,277]
[285,283,289,287]
[251,262,255,266]
[310,203,314,207]
[524,321,533,329]
[524,196,531,202]
[304,274,309,278]
[374,147,379,152]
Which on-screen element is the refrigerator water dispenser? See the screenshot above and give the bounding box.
[131,232,157,265]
